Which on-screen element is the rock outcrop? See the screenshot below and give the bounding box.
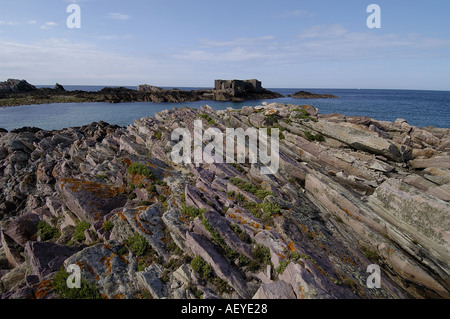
[0,79,282,107]
[0,102,449,300]
[290,90,338,99]
[0,79,37,94]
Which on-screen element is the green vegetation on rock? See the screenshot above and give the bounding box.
[52,267,101,299]
[36,221,60,241]
[191,255,213,280]
[74,221,90,242]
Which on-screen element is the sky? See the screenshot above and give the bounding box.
[0,0,450,90]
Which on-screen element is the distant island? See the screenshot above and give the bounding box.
[0,79,337,107]
[289,90,338,99]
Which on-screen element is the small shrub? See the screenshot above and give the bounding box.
[230,178,258,194]
[304,131,315,141]
[103,220,114,232]
[74,221,90,242]
[230,224,251,244]
[252,244,271,265]
[305,131,325,142]
[276,260,289,274]
[256,189,273,200]
[128,163,159,181]
[213,278,233,295]
[202,218,237,260]
[126,233,150,257]
[117,245,129,256]
[191,255,213,280]
[53,267,101,299]
[182,205,205,218]
[361,245,379,262]
[154,131,162,140]
[37,221,60,241]
[235,192,246,203]
[260,202,281,216]
[290,251,301,262]
[188,284,204,299]
[230,163,246,173]
[314,133,325,142]
[199,113,216,125]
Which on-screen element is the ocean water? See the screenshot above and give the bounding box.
[0,87,449,131]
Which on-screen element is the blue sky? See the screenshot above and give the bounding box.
[1,0,450,90]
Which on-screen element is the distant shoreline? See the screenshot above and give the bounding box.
[0,79,339,107]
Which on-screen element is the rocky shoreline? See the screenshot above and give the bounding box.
[0,102,449,299]
[0,79,286,107]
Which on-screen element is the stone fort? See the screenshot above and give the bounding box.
[214,79,262,96]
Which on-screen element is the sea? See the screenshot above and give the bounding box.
[0,87,449,131]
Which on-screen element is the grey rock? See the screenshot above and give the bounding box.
[56,178,127,224]
[64,242,138,299]
[4,213,40,246]
[0,230,24,267]
[202,210,253,259]
[136,263,168,299]
[253,280,296,299]
[186,231,253,299]
[24,241,80,280]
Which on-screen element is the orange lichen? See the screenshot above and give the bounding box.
[123,158,132,166]
[146,161,157,168]
[75,261,94,274]
[34,280,53,299]
[277,252,286,259]
[116,210,127,221]
[300,223,308,231]
[59,178,126,198]
[101,253,116,273]
[298,284,305,299]
[342,208,352,216]
[341,254,356,266]
[287,241,296,252]
[249,222,260,229]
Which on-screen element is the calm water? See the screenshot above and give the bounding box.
[0,88,449,131]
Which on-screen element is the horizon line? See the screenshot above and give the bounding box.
[33,84,450,93]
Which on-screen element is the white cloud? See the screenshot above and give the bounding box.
[0,38,178,85]
[108,13,131,21]
[174,25,450,66]
[0,20,20,26]
[298,24,348,39]
[27,20,37,25]
[40,22,58,30]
